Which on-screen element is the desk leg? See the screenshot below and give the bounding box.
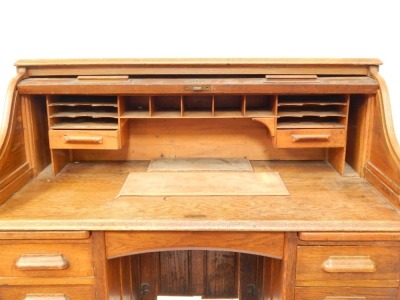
[92,231,109,299]
[281,232,298,300]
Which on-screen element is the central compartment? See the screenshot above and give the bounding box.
[110,250,281,300]
[106,231,287,300]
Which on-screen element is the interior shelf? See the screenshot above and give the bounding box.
[278,111,347,118]
[48,101,118,107]
[47,95,119,130]
[277,121,346,129]
[50,121,119,130]
[277,95,349,129]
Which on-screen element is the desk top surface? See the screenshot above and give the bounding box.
[15,58,383,67]
[1,161,399,232]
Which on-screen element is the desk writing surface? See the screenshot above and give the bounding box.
[0,160,399,232]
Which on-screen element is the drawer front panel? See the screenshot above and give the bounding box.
[276,129,346,148]
[49,129,120,149]
[296,246,400,286]
[295,287,398,300]
[0,243,93,277]
[0,285,95,300]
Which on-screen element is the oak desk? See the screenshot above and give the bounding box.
[0,59,399,299]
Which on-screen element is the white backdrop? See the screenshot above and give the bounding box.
[0,0,399,140]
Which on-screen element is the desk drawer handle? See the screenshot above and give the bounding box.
[322,256,376,273]
[16,254,70,270]
[324,297,366,300]
[63,135,103,144]
[292,134,331,142]
[24,294,69,300]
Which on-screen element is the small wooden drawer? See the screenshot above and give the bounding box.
[0,285,95,300]
[296,246,400,286]
[295,287,398,299]
[0,242,93,278]
[276,128,346,148]
[49,129,121,149]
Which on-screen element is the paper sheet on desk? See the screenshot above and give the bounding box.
[117,171,289,197]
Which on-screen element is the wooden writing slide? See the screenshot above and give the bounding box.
[117,172,289,197]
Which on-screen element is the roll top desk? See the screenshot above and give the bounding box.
[0,59,399,299]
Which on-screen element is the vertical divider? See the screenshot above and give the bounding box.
[273,95,279,147]
[342,94,350,127]
[117,96,124,126]
[46,95,54,129]
[211,95,215,117]
[241,95,247,117]
[149,96,154,117]
[180,96,184,117]
[272,95,278,117]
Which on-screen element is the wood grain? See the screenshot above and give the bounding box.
[0,285,95,299]
[1,161,399,232]
[17,76,379,95]
[105,231,284,259]
[296,245,400,287]
[0,242,94,279]
[295,287,398,299]
[117,171,289,196]
[14,58,382,78]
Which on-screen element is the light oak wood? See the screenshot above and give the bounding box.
[117,171,289,196]
[105,231,284,259]
[49,129,121,149]
[0,242,94,278]
[0,231,90,240]
[0,286,95,299]
[1,59,400,299]
[0,69,32,205]
[276,128,346,148]
[14,58,383,77]
[322,256,376,273]
[17,76,379,95]
[16,254,69,271]
[147,158,253,172]
[23,294,69,300]
[298,232,400,242]
[0,161,399,232]
[296,246,400,287]
[71,119,325,162]
[295,287,398,299]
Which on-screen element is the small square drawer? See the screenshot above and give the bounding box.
[0,285,95,300]
[295,287,398,300]
[0,242,93,278]
[296,246,400,286]
[276,128,346,148]
[49,129,121,150]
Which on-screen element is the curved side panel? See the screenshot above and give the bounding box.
[366,68,400,207]
[0,68,32,205]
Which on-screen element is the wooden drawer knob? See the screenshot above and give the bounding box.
[322,256,376,273]
[24,294,69,300]
[16,253,69,270]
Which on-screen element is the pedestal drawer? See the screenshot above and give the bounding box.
[276,128,346,148]
[296,246,400,286]
[0,285,95,300]
[295,287,398,300]
[0,242,93,278]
